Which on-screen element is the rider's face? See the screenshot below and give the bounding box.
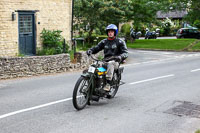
[108,30,115,38]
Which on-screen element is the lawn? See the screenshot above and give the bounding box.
[75,38,200,52]
[127,39,197,51]
[190,40,200,51]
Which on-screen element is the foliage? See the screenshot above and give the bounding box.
[161,17,175,36]
[40,29,63,48]
[38,29,69,55]
[74,0,163,41]
[121,23,131,38]
[194,20,200,29]
[184,0,200,25]
[125,0,160,29]
[74,0,200,39]
[96,35,107,43]
[74,0,123,43]
[69,50,75,61]
[18,53,25,57]
[156,18,181,36]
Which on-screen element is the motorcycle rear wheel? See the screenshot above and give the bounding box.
[72,76,90,110]
[107,73,119,99]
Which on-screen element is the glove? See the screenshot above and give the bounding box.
[115,56,122,62]
[86,50,92,56]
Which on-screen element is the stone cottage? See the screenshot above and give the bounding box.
[0,0,72,57]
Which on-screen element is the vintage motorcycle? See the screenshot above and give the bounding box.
[130,28,142,39]
[145,28,160,39]
[72,55,124,110]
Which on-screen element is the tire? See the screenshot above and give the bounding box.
[72,76,90,110]
[107,72,119,99]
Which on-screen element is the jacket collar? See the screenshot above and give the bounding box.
[107,36,115,40]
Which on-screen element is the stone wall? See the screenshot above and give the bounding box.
[0,52,89,79]
[0,0,72,57]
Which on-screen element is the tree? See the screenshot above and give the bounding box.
[124,0,160,30]
[184,0,200,26]
[74,0,126,43]
[73,0,163,42]
[156,0,200,27]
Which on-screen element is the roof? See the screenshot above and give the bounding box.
[156,10,187,19]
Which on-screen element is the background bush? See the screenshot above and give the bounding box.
[121,23,131,37]
[194,20,200,29]
[121,23,131,41]
[37,29,69,55]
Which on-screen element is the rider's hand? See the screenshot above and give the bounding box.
[115,56,122,62]
[86,50,92,56]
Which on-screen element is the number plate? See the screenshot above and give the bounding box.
[88,66,95,73]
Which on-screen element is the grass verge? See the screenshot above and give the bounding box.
[127,39,197,51]
[195,130,200,133]
[190,40,200,51]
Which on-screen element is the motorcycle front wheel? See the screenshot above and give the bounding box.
[72,76,90,110]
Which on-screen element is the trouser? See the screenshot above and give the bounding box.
[106,61,119,81]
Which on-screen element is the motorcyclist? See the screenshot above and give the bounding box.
[86,24,128,92]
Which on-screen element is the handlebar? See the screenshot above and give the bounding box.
[89,55,116,62]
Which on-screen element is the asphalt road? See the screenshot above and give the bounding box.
[1,49,200,133]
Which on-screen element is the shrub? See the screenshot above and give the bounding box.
[40,29,63,48]
[38,29,69,55]
[85,34,97,46]
[161,17,175,36]
[194,20,200,29]
[121,23,131,37]
[96,35,107,42]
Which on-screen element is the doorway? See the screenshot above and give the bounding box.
[18,12,36,55]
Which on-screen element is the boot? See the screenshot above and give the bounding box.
[103,83,110,92]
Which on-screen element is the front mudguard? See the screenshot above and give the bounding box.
[81,73,90,79]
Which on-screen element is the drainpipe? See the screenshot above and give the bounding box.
[71,0,77,58]
[71,0,74,41]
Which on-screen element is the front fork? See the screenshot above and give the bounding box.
[81,73,95,105]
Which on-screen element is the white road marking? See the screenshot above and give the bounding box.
[0,97,72,120]
[137,51,174,55]
[122,58,171,67]
[191,69,200,72]
[128,51,134,54]
[129,74,175,85]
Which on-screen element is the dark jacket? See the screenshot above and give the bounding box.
[90,38,128,61]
